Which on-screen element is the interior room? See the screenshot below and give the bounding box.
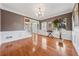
[0,3,79,56]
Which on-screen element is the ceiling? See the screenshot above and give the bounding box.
[1,3,75,20]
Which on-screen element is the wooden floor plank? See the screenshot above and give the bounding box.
[0,34,78,56]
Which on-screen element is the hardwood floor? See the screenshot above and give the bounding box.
[0,34,78,56]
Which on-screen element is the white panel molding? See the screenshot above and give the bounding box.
[1,31,32,45]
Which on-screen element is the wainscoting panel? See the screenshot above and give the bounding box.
[1,31,32,45]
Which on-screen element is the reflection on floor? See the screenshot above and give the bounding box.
[0,34,78,56]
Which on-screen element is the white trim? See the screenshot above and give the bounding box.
[0,31,32,45]
[1,4,27,17]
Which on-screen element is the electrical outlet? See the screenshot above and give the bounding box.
[6,36,12,39]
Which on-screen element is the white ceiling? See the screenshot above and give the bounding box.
[1,3,75,20]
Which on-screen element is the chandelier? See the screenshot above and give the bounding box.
[37,7,44,17]
[35,4,45,19]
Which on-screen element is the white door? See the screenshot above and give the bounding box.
[41,22,47,36]
[42,22,47,31]
[32,23,37,33]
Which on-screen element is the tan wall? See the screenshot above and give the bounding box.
[1,9,24,31]
[40,12,72,30]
